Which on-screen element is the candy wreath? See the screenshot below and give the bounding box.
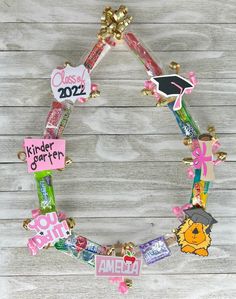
[18,6,227,295]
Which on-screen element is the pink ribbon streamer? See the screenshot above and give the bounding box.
[192,142,212,176]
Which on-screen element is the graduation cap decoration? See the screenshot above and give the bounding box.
[184,207,217,234]
[151,74,194,111]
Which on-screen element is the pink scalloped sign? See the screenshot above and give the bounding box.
[51,64,91,103]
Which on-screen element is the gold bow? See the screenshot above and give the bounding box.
[98,5,133,40]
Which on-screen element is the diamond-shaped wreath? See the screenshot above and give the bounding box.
[17,5,227,295]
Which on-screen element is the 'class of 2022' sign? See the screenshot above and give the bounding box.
[51,64,91,103]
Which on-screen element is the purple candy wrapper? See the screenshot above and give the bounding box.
[139,236,171,265]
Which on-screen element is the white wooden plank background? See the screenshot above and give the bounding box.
[0,1,235,298]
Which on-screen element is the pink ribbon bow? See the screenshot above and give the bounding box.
[192,142,212,176]
[109,277,129,294]
[172,203,192,221]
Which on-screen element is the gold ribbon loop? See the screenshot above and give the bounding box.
[98,6,132,41]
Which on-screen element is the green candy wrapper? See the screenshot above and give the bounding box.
[34,170,56,214]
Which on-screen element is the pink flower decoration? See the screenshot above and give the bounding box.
[192,142,212,176]
[91,83,98,92]
[118,282,129,294]
[187,166,195,179]
[31,209,40,219]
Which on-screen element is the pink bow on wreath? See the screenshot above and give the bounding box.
[192,142,212,176]
[109,277,129,294]
[172,203,192,221]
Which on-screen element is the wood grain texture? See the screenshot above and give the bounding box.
[0,189,235,219]
[0,0,235,23]
[0,162,233,192]
[0,1,235,298]
[1,50,236,79]
[1,23,236,51]
[0,246,235,275]
[0,134,233,163]
[1,79,236,107]
[1,218,235,247]
[1,274,235,299]
[0,106,234,134]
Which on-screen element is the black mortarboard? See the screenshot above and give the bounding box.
[184,207,217,234]
[151,74,194,110]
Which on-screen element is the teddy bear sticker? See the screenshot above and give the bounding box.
[176,207,217,256]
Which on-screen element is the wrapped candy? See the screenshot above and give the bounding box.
[84,39,111,72]
[43,100,73,139]
[54,232,107,267]
[124,32,162,77]
[34,170,56,214]
[139,236,171,265]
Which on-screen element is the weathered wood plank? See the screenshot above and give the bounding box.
[0,189,234,219]
[1,217,235,247]
[1,274,235,299]
[0,134,232,163]
[0,51,236,79]
[1,23,236,51]
[0,79,235,107]
[0,0,235,23]
[0,107,234,134]
[0,245,235,276]
[0,162,232,192]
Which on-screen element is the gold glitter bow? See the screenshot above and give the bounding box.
[98,5,133,40]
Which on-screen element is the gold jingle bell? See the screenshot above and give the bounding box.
[207,125,216,137]
[66,217,76,229]
[182,157,193,165]
[17,151,26,162]
[124,278,133,288]
[141,88,153,96]
[22,218,31,230]
[57,156,72,171]
[89,90,101,99]
[216,151,227,161]
[183,137,192,146]
[169,61,180,74]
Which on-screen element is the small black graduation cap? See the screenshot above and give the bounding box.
[151,74,194,111]
[184,207,217,234]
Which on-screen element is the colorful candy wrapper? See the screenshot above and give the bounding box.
[168,100,200,138]
[124,32,163,77]
[34,170,56,214]
[54,232,107,267]
[139,236,171,265]
[44,100,73,139]
[190,169,210,207]
[84,39,111,73]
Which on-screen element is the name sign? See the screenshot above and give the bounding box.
[24,139,65,173]
[95,255,142,277]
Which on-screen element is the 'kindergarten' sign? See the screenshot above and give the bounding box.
[24,139,65,173]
